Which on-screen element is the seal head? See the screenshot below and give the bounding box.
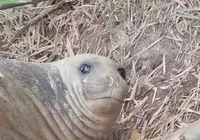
[55,54,128,121]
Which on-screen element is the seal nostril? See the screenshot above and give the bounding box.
[117,67,126,80]
[108,77,114,87]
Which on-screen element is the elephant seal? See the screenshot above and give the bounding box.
[0,54,128,140]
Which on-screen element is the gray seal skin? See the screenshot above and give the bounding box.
[0,54,128,140]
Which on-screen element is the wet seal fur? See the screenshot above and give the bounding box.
[0,54,128,140]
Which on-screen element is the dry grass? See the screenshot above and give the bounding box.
[1,0,200,139]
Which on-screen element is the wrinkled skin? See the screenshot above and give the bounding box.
[0,54,128,140]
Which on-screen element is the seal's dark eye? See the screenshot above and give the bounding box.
[80,64,92,74]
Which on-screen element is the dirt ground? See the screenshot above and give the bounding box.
[1,0,200,139]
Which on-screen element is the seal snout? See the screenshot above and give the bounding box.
[104,66,128,103]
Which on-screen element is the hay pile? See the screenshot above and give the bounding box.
[1,0,200,139]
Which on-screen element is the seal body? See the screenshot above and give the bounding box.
[0,54,128,140]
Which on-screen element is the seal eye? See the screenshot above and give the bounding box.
[117,67,126,80]
[80,64,92,74]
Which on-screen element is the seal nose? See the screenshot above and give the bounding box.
[117,67,126,80]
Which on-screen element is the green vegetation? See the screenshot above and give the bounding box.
[0,0,27,5]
